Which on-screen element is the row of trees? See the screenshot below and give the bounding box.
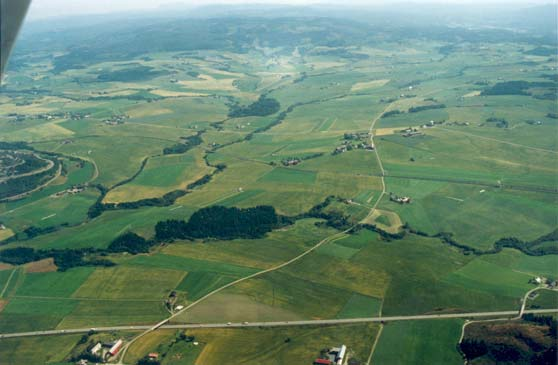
[0,247,114,271]
[408,104,446,113]
[163,132,203,155]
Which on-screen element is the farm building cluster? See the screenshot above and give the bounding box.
[401,127,424,138]
[52,185,85,198]
[333,133,374,155]
[529,276,558,290]
[104,114,129,126]
[399,120,444,137]
[314,344,347,365]
[282,157,301,166]
[235,122,251,129]
[389,192,412,204]
[76,338,124,364]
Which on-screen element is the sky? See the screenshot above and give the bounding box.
[27,0,551,19]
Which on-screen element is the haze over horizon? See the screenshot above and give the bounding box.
[27,0,554,19]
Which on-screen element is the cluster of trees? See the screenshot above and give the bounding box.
[155,205,288,240]
[228,95,280,118]
[137,357,160,365]
[96,65,166,82]
[163,133,203,155]
[481,80,555,96]
[0,247,114,271]
[408,104,446,113]
[486,117,509,128]
[311,48,369,60]
[136,331,196,365]
[3,153,49,176]
[1,159,60,200]
[21,225,59,239]
[461,315,557,365]
[433,229,558,257]
[296,196,352,230]
[382,110,404,118]
[0,141,30,150]
[523,314,558,337]
[357,224,406,241]
[107,232,155,254]
[87,184,110,219]
[0,231,160,270]
[524,47,556,56]
[493,229,558,256]
[103,190,189,211]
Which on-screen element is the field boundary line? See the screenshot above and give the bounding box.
[366,323,383,365]
[437,127,558,154]
[0,269,16,298]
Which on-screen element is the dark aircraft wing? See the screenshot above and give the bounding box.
[0,0,32,80]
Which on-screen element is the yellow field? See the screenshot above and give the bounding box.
[150,90,209,97]
[0,263,13,271]
[362,209,403,234]
[351,79,390,91]
[310,61,347,69]
[4,122,74,142]
[127,107,173,118]
[0,229,14,242]
[23,258,58,273]
[375,127,405,136]
[463,90,481,97]
[179,74,237,91]
[177,293,303,323]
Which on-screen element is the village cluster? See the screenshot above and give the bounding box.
[333,132,374,155]
[7,111,91,123]
[103,114,129,126]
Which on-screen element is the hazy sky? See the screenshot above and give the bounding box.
[27,0,551,19]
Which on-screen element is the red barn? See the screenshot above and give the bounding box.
[108,339,123,356]
[314,359,332,365]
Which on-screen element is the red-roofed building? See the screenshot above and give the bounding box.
[314,359,332,365]
[148,353,159,359]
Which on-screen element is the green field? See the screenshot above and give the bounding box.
[372,319,464,364]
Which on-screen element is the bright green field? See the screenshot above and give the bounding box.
[372,319,464,365]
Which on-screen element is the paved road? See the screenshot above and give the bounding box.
[2,308,556,340]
